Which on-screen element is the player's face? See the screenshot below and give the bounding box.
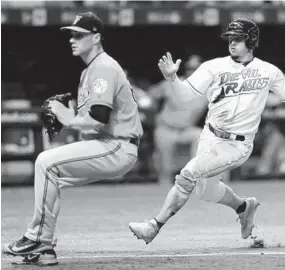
[228,36,249,59]
[69,31,93,56]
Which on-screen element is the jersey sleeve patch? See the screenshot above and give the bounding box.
[93,78,108,94]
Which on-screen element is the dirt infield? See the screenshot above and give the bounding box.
[2,181,285,269]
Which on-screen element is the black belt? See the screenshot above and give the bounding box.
[130,137,140,147]
[209,124,245,141]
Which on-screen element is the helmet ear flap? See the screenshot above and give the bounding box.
[246,32,259,49]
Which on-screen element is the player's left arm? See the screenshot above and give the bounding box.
[168,61,213,103]
[68,66,115,131]
[271,68,285,102]
[68,106,112,131]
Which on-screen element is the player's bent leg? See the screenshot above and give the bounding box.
[182,126,254,181]
[15,139,136,249]
[195,175,260,239]
[24,149,60,245]
[195,175,226,203]
[3,149,59,255]
[51,194,60,248]
[195,175,245,209]
[214,180,260,239]
[237,197,260,239]
[155,172,196,223]
[129,172,195,244]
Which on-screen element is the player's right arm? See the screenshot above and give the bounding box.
[158,52,213,102]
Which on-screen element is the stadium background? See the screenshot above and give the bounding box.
[1,1,285,269]
[1,1,285,184]
[2,0,285,184]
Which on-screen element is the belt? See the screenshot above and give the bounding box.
[81,133,140,146]
[209,124,245,141]
[104,136,140,147]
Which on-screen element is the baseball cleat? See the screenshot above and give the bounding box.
[129,219,159,244]
[3,236,54,256]
[11,249,58,266]
[237,197,260,239]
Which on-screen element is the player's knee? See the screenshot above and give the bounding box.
[175,174,196,195]
[195,177,226,202]
[35,150,52,169]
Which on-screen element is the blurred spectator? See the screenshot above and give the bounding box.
[148,54,208,184]
[123,69,157,177]
[256,93,285,175]
[123,69,155,114]
[256,125,285,175]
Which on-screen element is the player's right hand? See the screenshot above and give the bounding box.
[158,52,181,81]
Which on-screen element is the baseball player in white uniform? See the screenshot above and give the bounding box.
[129,18,285,244]
[4,12,143,265]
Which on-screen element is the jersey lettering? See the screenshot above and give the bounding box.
[224,82,239,94]
[239,78,269,92]
[219,69,261,86]
[218,69,269,97]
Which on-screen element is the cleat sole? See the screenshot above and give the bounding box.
[11,251,58,266]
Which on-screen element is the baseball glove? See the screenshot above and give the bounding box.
[41,92,73,140]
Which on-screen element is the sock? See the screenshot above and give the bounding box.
[154,218,164,229]
[236,201,247,214]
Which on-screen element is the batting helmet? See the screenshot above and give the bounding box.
[221,18,259,49]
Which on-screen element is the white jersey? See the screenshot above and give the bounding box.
[186,56,285,135]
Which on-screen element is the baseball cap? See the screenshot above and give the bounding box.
[60,12,104,34]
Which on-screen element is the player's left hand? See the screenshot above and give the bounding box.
[158,52,182,81]
[49,100,76,127]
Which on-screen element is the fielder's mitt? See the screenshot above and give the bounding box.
[41,92,73,140]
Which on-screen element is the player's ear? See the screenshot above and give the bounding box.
[92,33,101,45]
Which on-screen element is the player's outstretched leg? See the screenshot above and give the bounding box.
[129,173,195,244]
[214,183,260,239]
[237,197,260,239]
[129,219,160,244]
[196,178,260,239]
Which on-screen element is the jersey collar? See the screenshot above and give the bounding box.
[86,51,105,67]
[230,56,254,67]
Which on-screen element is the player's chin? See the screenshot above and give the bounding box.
[72,50,81,56]
[230,51,239,59]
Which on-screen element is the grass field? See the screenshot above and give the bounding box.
[1,180,285,269]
